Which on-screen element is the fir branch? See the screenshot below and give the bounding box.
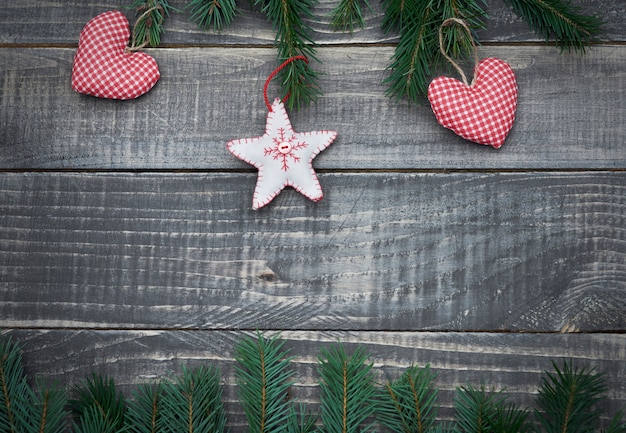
[535,359,608,433]
[234,332,294,433]
[28,379,68,433]
[127,0,173,47]
[286,404,317,433]
[383,2,438,103]
[160,366,227,433]
[604,410,626,433]
[378,364,438,433]
[0,337,30,433]
[318,344,377,433]
[383,0,487,103]
[454,383,528,433]
[188,0,239,32]
[255,0,321,108]
[329,0,370,32]
[501,0,602,52]
[126,383,163,433]
[455,383,502,433]
[70,374,127,433]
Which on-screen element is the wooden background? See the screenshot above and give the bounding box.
[1,0,625,428]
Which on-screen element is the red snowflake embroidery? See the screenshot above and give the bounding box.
[264,128,309,171]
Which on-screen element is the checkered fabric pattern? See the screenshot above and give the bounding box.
[71,11,160,100]
[428,57,518,149]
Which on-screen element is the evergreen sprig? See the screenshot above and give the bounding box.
[378,364,439,433]
[188,0,239,32]
[318,344,377,433]
[378,0,602,103]
[501,0,603,52]
[255,0,321,109]
[160,366,227,433]
[126,383,163,433]
[455,383,528,433]
[329,0,371,32]
[70,374,127,433]
[0,338,67,433]
[535,359,608,433]
[128,0,173,47]
[382,0,488,103]
[234,332,295,433]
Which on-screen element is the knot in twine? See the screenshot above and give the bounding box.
[438,18,480,86]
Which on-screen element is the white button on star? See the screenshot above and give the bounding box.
[227,98,337,210]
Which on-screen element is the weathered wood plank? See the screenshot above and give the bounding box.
[4,329,626,430]
[0,0,623,45]
[1,46,625,169]
[1,171,625,332]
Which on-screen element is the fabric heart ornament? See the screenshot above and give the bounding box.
[72,11,160,100]
[428,18,518,149]
[428,58,518,148]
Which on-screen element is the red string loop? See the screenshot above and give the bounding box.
[263,55,309,111]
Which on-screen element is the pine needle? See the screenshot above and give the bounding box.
[255,0,321,109]
[127,0,174,47]
[0,337,30,433]
[126,383,164,433]
[235,332,294,433]
[329,0,371,32]
[535,359,608,433]
[188,0,240,32]
[160,366,227,433]
[70,374,127,433]
[318,344,377,433]
[501,0,602,52]
[378,364,439,433]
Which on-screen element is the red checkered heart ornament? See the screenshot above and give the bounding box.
[428,57,518,149]
[72,11,160,100]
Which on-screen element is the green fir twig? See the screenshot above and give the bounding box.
[126,383,163,433]
[329,0,371,32]
[188,0,240,32]
[235,332,295,433]
[535,359,608,433]
[255,0,321,109]
[378,364,439,433]
[128,0,174,47]
[70,374,127,433]
[501,0,603,52]
[160,366,227,433]
[1,338,67,433]
[318,344,377,433]
[382,0,602,103]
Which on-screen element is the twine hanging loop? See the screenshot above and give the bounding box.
[438,18,480,86]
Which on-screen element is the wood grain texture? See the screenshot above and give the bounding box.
[1,171,625,332]
[1,45,625,169]
[0,0,623,45]
[4,329,626,430]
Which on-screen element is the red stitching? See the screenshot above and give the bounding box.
[263,55,309,112]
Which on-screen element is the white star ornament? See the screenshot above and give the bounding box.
[227,98,337,210]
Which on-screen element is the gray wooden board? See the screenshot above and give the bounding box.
[1,46,625,170]
[0,0,623,45]
[1,171,625,332]
[3,329,626,430]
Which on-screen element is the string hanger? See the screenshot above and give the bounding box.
[263,55,309,111]
[438,18,480,86]
[125,5,164,53]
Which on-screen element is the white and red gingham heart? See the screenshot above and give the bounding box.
[71,11,160,100]
[428,57,518,149]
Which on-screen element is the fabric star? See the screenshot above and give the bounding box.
[227,98,337,210]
